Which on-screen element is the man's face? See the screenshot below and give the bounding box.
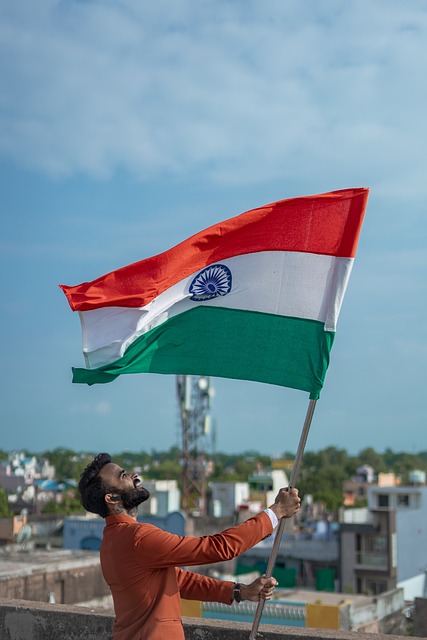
[99,462,150,512]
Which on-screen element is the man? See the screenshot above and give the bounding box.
[78,453,301,640]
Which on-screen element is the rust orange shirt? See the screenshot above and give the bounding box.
[100,512,273,640]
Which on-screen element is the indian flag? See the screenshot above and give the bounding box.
[60,187,369,398]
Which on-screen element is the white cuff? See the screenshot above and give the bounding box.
[264,508,279,530]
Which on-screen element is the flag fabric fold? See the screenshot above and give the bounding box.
[60,187,369,398]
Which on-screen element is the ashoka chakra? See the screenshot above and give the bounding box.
[189,264,232,301]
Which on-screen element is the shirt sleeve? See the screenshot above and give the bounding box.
[133,511,273,570]
[264,508,279,530]
[176,567,233,605]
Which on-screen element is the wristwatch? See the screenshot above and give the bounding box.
[233,582,242,604]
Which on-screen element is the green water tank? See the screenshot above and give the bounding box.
[315,568,335,591]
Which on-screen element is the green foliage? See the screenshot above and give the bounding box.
[145,459,182,481]
[209,451,271,482]
[298,447,354,510]
[40,448,92,483]
[0,486,12,517]
[42,496,84,515]
[352,447,387,473]
[7,445,427,516]
[114,449,152,470]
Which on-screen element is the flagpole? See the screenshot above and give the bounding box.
[248,398,317,640]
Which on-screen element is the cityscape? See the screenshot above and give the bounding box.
[2,2,427,638]
[1,377,426,636]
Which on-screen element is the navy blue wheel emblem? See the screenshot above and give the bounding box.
[189,264,232,301]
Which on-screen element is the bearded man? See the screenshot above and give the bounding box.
[78,453,301,640]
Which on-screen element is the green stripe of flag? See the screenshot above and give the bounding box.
[73,307,335,398]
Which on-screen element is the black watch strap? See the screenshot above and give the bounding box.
[233,582,242,604]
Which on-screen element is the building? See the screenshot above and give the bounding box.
[369,482,427,600]
[248,469,289,507]
[340,482,427,600]
[0,462,24,494]
[209,482,249,516]
[236,523,340,591]
[340,506,397,596]
[135,479,181,517]
[0,452,58,515]
[63,511,186,551]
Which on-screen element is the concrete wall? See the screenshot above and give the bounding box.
[414,597,427,637]
[210,482,250,516]
[0,557,109,604]
[339,529,357,592]
[63,511,186,550]
[0,598,415,640]
[398,573,427,601]
[396,507,427,583]
[0,516,27,543]
[350,588,406,635]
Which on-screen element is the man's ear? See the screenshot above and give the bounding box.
[105,493,122,504]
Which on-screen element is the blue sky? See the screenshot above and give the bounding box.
[1,1,426,457]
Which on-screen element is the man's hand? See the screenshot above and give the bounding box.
[240,575,278,602]
[269,487,301,520]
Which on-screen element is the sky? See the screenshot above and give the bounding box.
[1,0,426,459]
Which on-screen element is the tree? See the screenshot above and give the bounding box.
[42,496,83,515]
[145,459,182,481]
[354,447,387,473]
[0,486,11,517]
[298,448,353,511]
[41,448,91,482]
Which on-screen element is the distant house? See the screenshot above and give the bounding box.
[209,482,249,516]
[63,511,186,551]
[343,465,375,507]
[340,481,427,600]
[343,465,401,507]
[0,452,58,515]
[0,462,24,494]
[248,468,289,507]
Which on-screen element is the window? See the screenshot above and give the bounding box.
[397,494,409,507]
[356,534,361,552]
[366,580,387,595]
[378,494,389,507]
[366,536,387,554]
[356,535,387,567]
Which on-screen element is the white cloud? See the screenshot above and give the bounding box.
[68,400,112,415]
[1,0,427,190]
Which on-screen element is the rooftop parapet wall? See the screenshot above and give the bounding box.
[0,598,418,640]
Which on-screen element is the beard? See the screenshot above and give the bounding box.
[121,486,150,511]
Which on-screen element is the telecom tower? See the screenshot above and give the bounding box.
[176,375,214,514]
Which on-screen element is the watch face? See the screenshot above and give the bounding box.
[234,584,241,603]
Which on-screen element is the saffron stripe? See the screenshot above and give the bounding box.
[60,188,368,311]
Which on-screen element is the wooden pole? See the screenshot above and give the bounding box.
[248,398,317,640]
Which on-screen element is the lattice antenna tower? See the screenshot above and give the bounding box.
[176,375,214,514]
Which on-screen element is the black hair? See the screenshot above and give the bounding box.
[78,453,113,518]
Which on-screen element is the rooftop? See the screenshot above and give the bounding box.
[0,547,99,578]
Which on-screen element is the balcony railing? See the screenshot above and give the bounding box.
[203,599,306,627]
[356,553,388,568]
